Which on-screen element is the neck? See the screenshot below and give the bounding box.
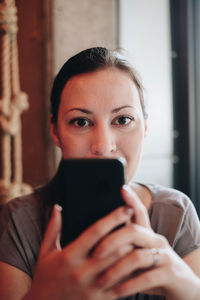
[129,182,152,211]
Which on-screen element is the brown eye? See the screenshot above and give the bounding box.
[113,116,133,126]
[118,117,129,125]
[76,118,88,127]
[69,118,92,127]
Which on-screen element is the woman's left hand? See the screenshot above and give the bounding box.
[92,185,200,300]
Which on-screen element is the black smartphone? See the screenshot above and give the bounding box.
[59,158,125,247]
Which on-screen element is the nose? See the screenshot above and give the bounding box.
[90,125,117,157]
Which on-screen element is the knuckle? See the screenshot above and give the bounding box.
[128,222,135,230]
[81,289,93,300]
[101,272,111,285]
[127,222,137,234]
[156,234,169,247]
[60,251,73,268]
[163,249,174,266]
[114,206,128,222]
[164,258,177,279]
[143,271,155,285]
[92,222,105,237]
[115,245,127,258]
[115,284,127,296]
[94,240,107,255]
[71,269,83,285]
[133,249,143,262]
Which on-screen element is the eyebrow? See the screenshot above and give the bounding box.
[67,108,92,114]
[111,105,136,113]
[67,105,135,114]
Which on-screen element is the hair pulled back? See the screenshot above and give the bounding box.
[50,47,147,123]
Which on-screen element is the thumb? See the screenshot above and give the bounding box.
[39,204,62,258]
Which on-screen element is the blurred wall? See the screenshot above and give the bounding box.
[52,0,118,166]
[17,0,48,187]
[53,0,118,73]
[17,0,118,187]
[119,0,173,187]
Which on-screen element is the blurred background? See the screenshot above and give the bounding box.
[11,0,200,214]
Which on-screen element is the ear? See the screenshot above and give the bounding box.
[49,114,61,148]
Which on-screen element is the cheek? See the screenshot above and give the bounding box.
[119,130,145,182]
[119,129,144,156]
[58,131,90,158]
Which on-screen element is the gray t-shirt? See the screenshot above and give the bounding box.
[0,181,200,300]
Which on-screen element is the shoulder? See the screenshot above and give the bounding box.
[146,183,192,212]
[0,185,50,278]
[0,171,61,238]
[0,183,53,247]
[146,183,197,223]
[144,184,200,256]
[0,186,46,231]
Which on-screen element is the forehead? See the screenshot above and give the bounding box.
[60,67,141,110]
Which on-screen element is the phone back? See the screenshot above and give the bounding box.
[59,158,125,247]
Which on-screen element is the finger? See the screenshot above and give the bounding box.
[113,267,167,297]
[114,251,200,298]
[121,185,151,228]
[67,206,133,258]
[96,248,164,289]
[39,204,62,258]
[92,223,166,259]
[72,244,134,285]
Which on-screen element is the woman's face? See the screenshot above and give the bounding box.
[50,67,147,183]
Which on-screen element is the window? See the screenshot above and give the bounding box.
[170,0,200,216]
[118,0,173,187]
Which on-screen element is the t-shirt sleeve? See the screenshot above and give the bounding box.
[0,199,42,278]
[173,200,200,257]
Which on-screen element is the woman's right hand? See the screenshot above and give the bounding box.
[23,204,133,300]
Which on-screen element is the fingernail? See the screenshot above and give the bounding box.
[54,204,62,211]
[122,184,132,193]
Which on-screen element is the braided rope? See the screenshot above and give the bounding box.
[11,34,20,94]
[13,120,22,183]
[0,0,32,204]
[1,133,11,184]
[0,34,11,115]
[0,32,11,184]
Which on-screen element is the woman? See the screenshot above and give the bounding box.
[0,47,200,300]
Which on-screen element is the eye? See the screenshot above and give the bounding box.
[112,116,134,126]
[69,117,93,128]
